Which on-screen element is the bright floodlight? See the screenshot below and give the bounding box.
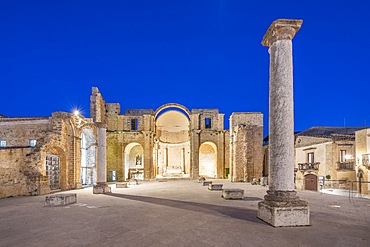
[74,110,80,116]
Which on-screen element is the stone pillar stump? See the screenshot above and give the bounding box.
[257,19,309,227]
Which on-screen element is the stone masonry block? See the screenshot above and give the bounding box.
[222,189,244,199]
[45,193,77,206]
[202,181,212,186]
[208,184,223,191]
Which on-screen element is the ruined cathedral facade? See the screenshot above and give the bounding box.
[0,87,263,198]
[91,87,263,182]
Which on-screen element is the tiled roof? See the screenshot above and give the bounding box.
[296,126,366,139]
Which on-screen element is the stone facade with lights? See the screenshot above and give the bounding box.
[91,87,263,182]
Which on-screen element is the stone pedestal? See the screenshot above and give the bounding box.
[257,190,309,226]
[258,19,309,227]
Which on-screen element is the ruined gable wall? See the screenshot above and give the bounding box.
[90,87,107,123]
[229,112,263,182]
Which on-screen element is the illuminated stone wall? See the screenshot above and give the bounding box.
[93,87,264,181]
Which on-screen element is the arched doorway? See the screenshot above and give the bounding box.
[305,174,318,191]
[80,128,97,186]
[199,142,217,178]
[154,105,190,178]
[124,143,144,180]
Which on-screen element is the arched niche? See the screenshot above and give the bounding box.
[199,142,217,178]
[124,142,144,180]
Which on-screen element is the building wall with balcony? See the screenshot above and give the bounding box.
[295,140,329,191]
[294,127,361,191]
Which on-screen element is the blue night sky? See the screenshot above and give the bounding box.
[1,0,369,136]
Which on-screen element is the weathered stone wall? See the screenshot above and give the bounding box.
[229,113,263,182]
[0,147,47,198]
[0,112,98,198]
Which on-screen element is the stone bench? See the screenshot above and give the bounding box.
[222,189,244,200]
[208,184,223,191]
[198,178,205,183]
[202,181,212,186]
[45,193,77,206]
[116,183,128,188]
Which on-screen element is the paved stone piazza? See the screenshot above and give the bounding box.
[0,180,368,247]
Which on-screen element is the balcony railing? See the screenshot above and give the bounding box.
[336,161,355,170]
[298,162,320,171]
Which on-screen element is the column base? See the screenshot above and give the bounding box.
[93,183,111,194]
[257,190,310,227]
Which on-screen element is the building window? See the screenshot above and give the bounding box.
[131,119,138,131]
[307,152,314,163]
[205,118,211,129]
[30,139,37,147]
[0,140,6,147]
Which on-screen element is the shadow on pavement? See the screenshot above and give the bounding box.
[104,193,263,224]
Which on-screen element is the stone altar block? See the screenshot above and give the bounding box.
[208,184,223,191]
[222,189,244,199]
[45,193,77,206]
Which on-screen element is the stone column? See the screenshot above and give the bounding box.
[257,19,309,227]
[93,123,111,194]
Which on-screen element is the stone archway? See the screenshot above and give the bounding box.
[80,128,97,186]
[199,142,217,178]
[124,143,144,180]
[154,106,190,178]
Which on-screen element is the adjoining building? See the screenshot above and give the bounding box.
[0,112,100,198]
[91,87,263,182]
[294,126,365,191]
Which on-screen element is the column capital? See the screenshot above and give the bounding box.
[262,19,303,47]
